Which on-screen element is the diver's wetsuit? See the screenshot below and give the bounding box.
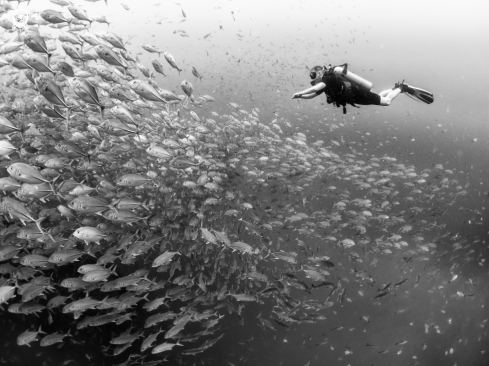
[320,70,380,113]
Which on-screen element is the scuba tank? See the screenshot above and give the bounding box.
[331,63,373,91]
[321,63,372,114]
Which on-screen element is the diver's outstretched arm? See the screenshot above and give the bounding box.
[298,92,320,100]
[292,82,326,99]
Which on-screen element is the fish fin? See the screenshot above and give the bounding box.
[34,216,48,236]
[109,264,118,275]
[67,160,75,173]
[141,215,152,228]
[84,244,97,258]
[65,107,72,123]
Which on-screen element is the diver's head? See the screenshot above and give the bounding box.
[309,65,324,80]
[309,66,324,86]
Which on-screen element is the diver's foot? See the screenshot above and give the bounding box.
[393,80,403,90]
[395,80,414,94]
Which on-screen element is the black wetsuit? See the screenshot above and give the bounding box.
[321,70,380,113]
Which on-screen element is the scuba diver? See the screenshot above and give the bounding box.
[292,64,434,114]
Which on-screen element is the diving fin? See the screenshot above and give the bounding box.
[403,84,434,105]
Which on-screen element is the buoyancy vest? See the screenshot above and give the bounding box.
[321,64,365,114]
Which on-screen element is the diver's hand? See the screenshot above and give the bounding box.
[292,93,301,99]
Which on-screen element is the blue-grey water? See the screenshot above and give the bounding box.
[0,0,488,365]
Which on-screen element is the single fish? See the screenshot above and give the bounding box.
[68,77,105,118]
[17,326,46,346]
[373,291,390,299]
[67,6,92,27]
[40,9,71,25]
[98,31,126,50]
[0,42,25,55]
[95,45,127,71]
[163,52,182,74]
[128,79,168,104]
[192,66,203,80]
[141,44,162,57]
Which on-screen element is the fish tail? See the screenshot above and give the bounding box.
[109,264,118,275]
[34,216,48,236]
[67,160,75,174]
[47,53,52,67]
[49,175,61,193]
[141,215,152,228]
[142,201,150,211]
[100,105,105,120]
[84,244,97,258]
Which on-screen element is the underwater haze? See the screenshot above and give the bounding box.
[0,0,488,366]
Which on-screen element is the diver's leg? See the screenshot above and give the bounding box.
[379,88,402,106]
